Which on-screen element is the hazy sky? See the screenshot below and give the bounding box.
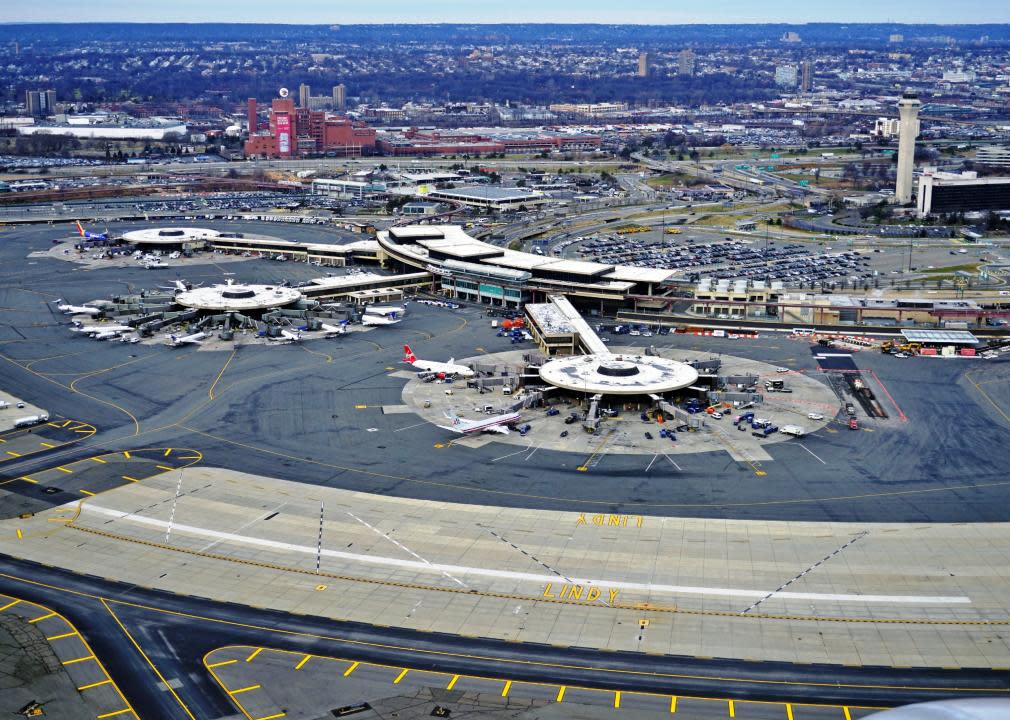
[6,0,1010,24]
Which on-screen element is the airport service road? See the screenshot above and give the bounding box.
[2,222,1010,525]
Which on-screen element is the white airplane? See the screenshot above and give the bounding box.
[280,329,303,343]
[57,303,101,316]
[320,322,346,336]
[70,323,132,335]
[159,280,197,293]
[92,329,124,341]
[403,345,474,378]
[365,306,405,317]
[166,332,206,346]
[438,410,521,435]
[362,314,401,326]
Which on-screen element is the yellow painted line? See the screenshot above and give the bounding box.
[97,709,133,719]
[207,659,238,669]
[0,599,21,611]
[614,690,621,708]
[729,699,736,717]
[40,442,57,448]
[295,654,311,670]
[786,703,795,720]
[343,661,359,677]
[61,420,72,428]
[47,518,72,523]
[355,404,368,409]
[80,489,95,496]
[254,714,286,720]
[19,476,37,484]
[122,451,130,459]
[56,466,73,473]
[393,668,409,684]
[90,456,107,464]
[230,684,261,695]
[501,680,512,697]
[245,648,263,662]
[46,422,61,428]
[156,465,174,471]
[74,428,92,434]
[5,451,21,457]
[177,455,201,460]
[29,611,56,623]
[46,631,78,641]
[447,675,460,690]
[122,475,139,483]
[843,708,852,720]
[63,655,96,665]
[78,678,112,691]
[556,686,566,702]
[755,470,767,476]
[15,528,23,540]
[164,448,172,456]
[670,696,677,713]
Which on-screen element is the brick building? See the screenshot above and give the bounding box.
[244,97,376,158]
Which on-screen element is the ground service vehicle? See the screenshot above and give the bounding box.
[849,417,859,430]
[14,413,49,428]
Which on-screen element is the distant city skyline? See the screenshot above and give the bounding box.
[4,0,1010,25]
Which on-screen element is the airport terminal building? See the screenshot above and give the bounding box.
[376,225,677,311]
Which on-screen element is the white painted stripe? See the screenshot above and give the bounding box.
[82,504,972,606]
[796,443,827,465]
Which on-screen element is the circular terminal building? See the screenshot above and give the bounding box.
[539,353,699,396]
[175,282,303,314]
[122,227,222,249]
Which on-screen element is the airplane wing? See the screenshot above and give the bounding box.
[488,425,510,434]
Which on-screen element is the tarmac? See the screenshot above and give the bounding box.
[2,219,1010,716]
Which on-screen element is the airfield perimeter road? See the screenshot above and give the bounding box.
[2,221,1010,716]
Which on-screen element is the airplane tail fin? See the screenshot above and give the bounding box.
[75,220,85,237]
[403,344,416,362]
[442,410,461,426]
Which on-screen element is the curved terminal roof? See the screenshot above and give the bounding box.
[176,283,302,312]
[539,353,699,396]
[122,227,222,245]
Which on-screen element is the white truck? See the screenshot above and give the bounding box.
[781,424,806,437]
[14,413,49,429]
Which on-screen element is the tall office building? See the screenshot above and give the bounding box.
[678,49,696,77]
[637,52,652,78]
[299,83,311,109]
[332,84,346,111]
[25,89,56,117]
[895,90,922,205]
[247,98,258,133]
[800,61,812,93]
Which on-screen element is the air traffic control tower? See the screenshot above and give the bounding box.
[895,90,922,205]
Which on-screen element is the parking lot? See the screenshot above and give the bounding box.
[574,233,876,286]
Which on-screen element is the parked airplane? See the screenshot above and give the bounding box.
[74,221,109,241]
[57,302,101,316]
[70,323,132,336]
[438,410,521,435]
[92,329,124,341]
[403,345,475,378]
[159,280,198,293]
[166,332,206,346]
[362,314,401,326]
[320,322,346,336]
[280,329,303,343]
[365,306,405,317]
